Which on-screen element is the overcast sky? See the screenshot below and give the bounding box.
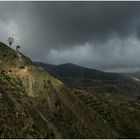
[1,1,140,72]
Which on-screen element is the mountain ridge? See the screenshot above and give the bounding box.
[34,62,140,95]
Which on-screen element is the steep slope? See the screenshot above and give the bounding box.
[0,42,120,138]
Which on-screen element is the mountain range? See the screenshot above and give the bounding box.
[1,42,140,138]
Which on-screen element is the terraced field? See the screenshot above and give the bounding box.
[72,90,111,121]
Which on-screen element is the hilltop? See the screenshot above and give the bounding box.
[1,42,140,138]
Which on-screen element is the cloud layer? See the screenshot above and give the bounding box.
[1,2,140,72]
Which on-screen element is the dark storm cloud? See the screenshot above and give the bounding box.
[1,1,140,72]
[24,1,140,47]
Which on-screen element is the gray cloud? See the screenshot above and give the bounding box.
[1,1,140,72]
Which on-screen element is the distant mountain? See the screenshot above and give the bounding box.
[38,62,123,79]
[34,62,140,96]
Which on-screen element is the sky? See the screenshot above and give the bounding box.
[1,1,140,72]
